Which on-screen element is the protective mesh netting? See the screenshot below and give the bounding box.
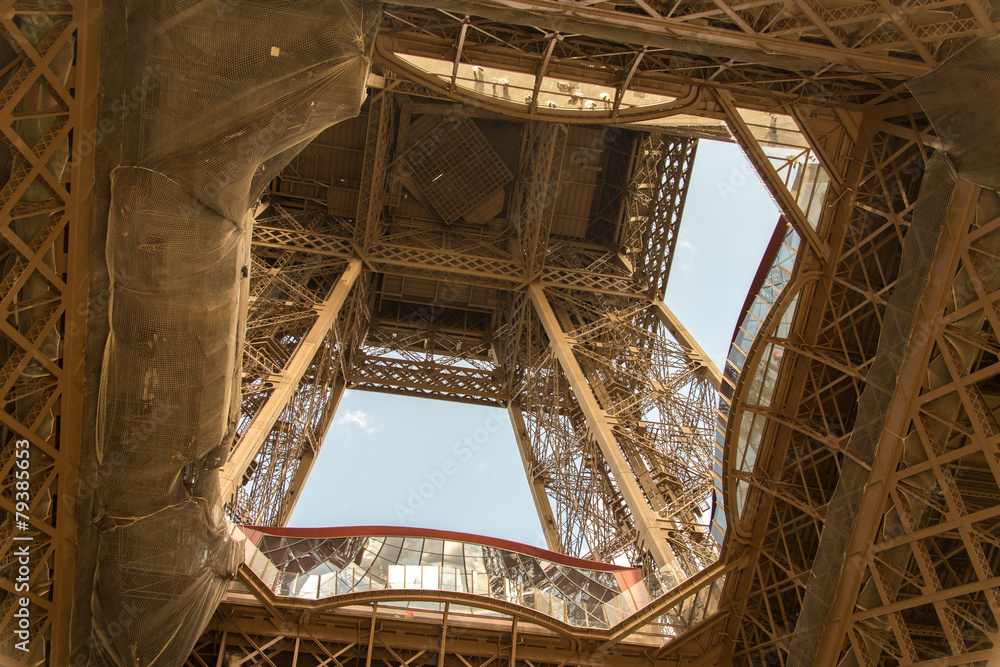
[786,35,1000,667]
[906,36,1000,192]
[72,1,380,664]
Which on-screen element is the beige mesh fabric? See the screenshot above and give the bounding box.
[906,37,1000,191]
[73,1,380,665]
[787,36,1000,667]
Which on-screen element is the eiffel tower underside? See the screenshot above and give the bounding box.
[2,1,1000,666]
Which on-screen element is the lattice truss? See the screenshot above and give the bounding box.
[501,290,718,592]
[230,211,371,527]
[206,6,1000,664]
[187,576,731,667]
[721,120,929,666]
[858,204,1000,665]
[621,136,697,300]
[225,75,709,542]
[0,1,90,665]
[720,100,1000,665]
[377,1,996,114]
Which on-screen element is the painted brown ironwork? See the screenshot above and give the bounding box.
[7,0,1000,665]
[217,7,1000,664]
[0,0,97,664]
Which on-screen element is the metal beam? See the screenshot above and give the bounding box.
[272,379,348,526]
[381,0,935,76]
[437,602,449,667]
[611,48,645,119]
[806,177,982,667]
[595,558,734,651]
[510,617,518,667]
[220,257,363,503]
[254,222,660,299]
[714,89,831,264]
[215,631,228,667]
[53,0,100,657]
[652,300,722,392]
[507,402,564,552]
[366,602,379,667]
[449,19,469,92]
[528,34,558,114]
[527,282,685,580]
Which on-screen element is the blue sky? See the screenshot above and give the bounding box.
[289,139,779,546]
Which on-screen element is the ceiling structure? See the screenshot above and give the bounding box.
[227,86,718,586]
[1,0,1000,667]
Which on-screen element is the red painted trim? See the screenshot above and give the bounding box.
[243,524,635,572]
[731,215,789,347]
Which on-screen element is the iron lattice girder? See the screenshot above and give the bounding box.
[224,11,999,665]
[800,176,989,667]
[377,3,1000,115]
[527,282,691,580]
[10,0,999,660]
[253,223,668,297]
[719,89,1000,667]
[196,600,728,667]
[196,556,735,667]
[382,0,997,73]
[348,353,507,406]
[227,241,372,525]
[237,101,715,581]
[221,258,364,510]
[719,115,905,664]
[0,0,96,663]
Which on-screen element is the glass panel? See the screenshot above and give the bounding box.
[421,550,444,567]
[319,572,338,598]
[275,571,297,597]
[759,345,784,407]
[388,565,405,589]
[244,529,658,629]
[398,547,421,566]
[775,293,800,340]
[735,479,748,517]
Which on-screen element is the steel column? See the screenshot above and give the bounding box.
[507,402,563,552]
[272,379,349,526]
[808,177,984,667]
[651,300,723,392]
[220,257,363,503]
[527,282,685,580]
[714,89,831,264]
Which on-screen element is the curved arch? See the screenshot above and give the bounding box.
[375,41,703,125]
[239,566,584,642]
[242,524,632,572]
[314,589,580,639]
[237,558,732,647]
[722,270,822,537]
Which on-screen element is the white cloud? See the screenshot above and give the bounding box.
[335,409,379,435]
[677,238,696,272]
